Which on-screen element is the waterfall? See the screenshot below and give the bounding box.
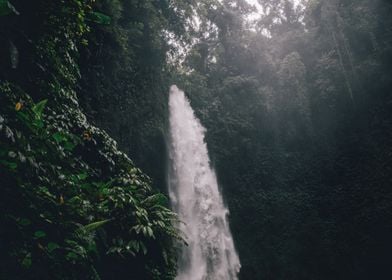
[168,85,241,280]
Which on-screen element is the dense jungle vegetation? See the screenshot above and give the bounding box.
[1,0,392,279]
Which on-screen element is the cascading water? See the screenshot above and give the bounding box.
[168,85,241,280]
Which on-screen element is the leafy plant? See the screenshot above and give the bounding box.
[0,0,19,16]
[86,11,111,25]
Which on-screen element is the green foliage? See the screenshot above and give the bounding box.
[86,11,111,25]
[0,1,180,279]
[77,0,207,195]
[0,79,180,278]
[174,0,392,279]
[0,0,18,16]
[79,219,111,233]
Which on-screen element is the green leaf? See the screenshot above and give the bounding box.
[142,193,168,206]
[52,132,68,143]
[0,1,19,16]
[47,242,60,253]
[77,172,88,180]
[79,219,111,233]
[32,99,48,120]
[140,242,147,255]
[16,111,31,123]
[64,141,76,152]
[66,252,78,261]
[147,226,154,238]
[21,253,32,269]
[18,218,31,226]
[34,230,46,239]
[0,159,17,169]
[32,119,44,129]
[86,11,111,25]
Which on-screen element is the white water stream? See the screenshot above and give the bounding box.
[168,85,241,280]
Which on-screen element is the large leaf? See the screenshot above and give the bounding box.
[79,219,111,233]
[0,1,19,16]
[47,242,60,253]
[86,11,111,25]
[142,193,168,206]
[34,230,46,239]
[21,253,32,269]
[0,159,17,170]
[32,99,48,120]
[52,132,68,143]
